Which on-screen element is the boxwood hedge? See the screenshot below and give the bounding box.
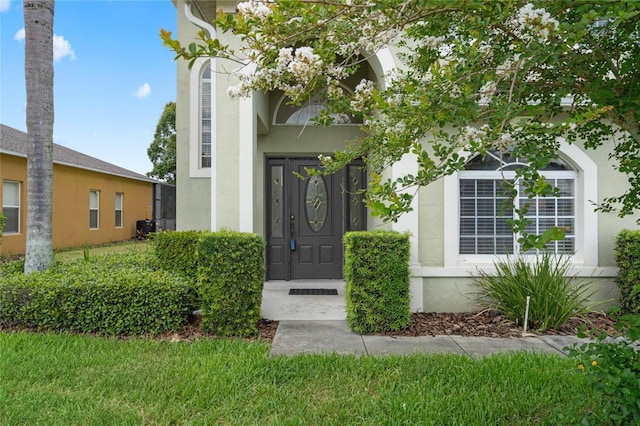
[615,230,640,314]
[151,230,202,282]
[0,252,195,335]
[344,231,411,333]
[197,231,265,337]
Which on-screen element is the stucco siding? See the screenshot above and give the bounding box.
[1,154,153,256]
[420,276,620,313]
[173,0,638,312]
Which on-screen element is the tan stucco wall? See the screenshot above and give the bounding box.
[1,154,153,256]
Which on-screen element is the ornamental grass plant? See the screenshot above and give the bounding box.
[475,250,596,332]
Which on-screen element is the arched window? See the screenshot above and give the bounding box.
[273,88,363,125]
[457,150,577,255]
[200,65,212,168]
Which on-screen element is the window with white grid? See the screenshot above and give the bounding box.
[458,151,576,255]
[2,180,20,234]
[115,192,123,228]
[200,66,212,168]
[90,190,99,229]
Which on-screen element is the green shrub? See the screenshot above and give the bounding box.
[1,257,25,276]
[0,252,195,335]
[567,313,640,425]
[196,231,265,337]
[151,230,202,282]
[344,231,410,334]
[475,251,596,332]
[0,213,5,245]
[614,230,640,314]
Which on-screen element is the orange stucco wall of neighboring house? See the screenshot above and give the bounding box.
[1,153,154,256]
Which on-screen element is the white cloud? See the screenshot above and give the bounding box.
[0,0,10,13]
[135,83,151,99]
[14,29,76,63]
[14,28,24,41]
[53,34,75,62]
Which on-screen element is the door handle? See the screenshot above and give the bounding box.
[289,219,296,251]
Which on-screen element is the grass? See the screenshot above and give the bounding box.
[53,240,149,262]
[1,332,598,425]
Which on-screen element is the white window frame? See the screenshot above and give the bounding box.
[90,190,100,230]
[443,141,598,268]
[115,192,123,228]
[189,58,213,178]
[2,180,20,234]
[457,170,578,259]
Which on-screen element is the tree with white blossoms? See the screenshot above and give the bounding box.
[162,0,639,249]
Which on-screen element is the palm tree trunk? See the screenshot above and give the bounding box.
[23,0,54,273]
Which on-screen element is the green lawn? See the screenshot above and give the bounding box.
[53,240,149,262]
[1,332,598,425]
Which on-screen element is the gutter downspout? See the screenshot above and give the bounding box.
[184,0,217,230]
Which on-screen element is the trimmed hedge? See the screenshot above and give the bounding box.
[151,230,202,282]
[615,230,640,314]
[0,252,195,334]
[0,213,5,244]
[344,231,411,333]
[197,231,265,337]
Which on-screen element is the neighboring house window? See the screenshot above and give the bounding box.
[200,65,212,168]
[2,180,20,234]
[458,150,576,255]
[115,193,123,228]
[90,190,99,229]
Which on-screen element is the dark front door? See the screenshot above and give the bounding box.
[266,158,366,280]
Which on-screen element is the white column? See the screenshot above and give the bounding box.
[238,93,255,232]
[391,152,423,312]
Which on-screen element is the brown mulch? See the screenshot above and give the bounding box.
[157,314,279,344]
[1,311,617,345]
[178,310,618,344]
[375,310,619,339]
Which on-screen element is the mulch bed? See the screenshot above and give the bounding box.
[2,311,618,345]
[187,310,618,344]
[375,310,619,339]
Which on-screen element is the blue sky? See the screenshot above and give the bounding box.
[1,0,177,175]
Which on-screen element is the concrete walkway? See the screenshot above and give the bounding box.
[261,280,588,357]
[269,320,587,357]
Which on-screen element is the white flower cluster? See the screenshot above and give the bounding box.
[478,81,498,105]
[423,36,445,49]
[496,54,523,78]
[460,125,489,146]
[276,47,293,72]
[272,46,325,84]
[385,120,406,137]
[237,0,274,21]
[497,132,514,150]
[288,46,323,81]
[227,46,334,101]
[326,80,344,98]
[328,8,396,57]
[226,73,256,99]
[511,3,559,44]
[350,79,375,112]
